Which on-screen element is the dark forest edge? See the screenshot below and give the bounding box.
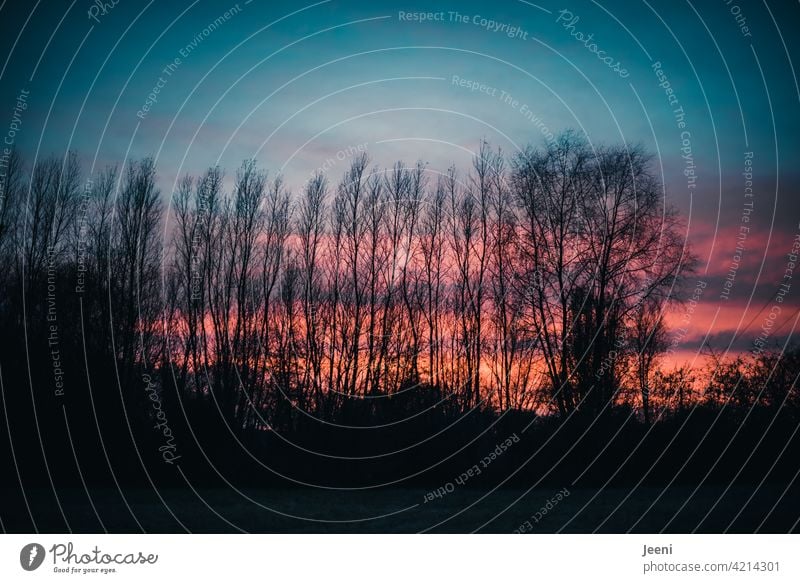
[0,132,798,495]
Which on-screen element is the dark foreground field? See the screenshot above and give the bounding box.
[2,484,798,533]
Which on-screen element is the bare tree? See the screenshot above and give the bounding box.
[110,157,163,391]
[19,153,81,292]
[420,176,447,390]
[513,134,589,415]
[298,172,327,410]
[513,132,686,416]
[335,153,370,397]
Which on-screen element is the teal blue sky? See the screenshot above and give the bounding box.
[1,1,796,187]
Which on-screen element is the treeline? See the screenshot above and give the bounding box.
[2,133,800,423]
[1,133,799,493]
